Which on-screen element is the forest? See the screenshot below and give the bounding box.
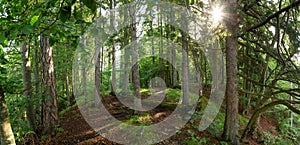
[0,0,300,145]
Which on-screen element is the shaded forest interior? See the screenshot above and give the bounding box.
[0,0,300,145]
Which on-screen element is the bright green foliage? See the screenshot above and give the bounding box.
[0,0,299,144]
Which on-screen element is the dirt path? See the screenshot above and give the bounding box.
[48,93,266,145]
[47,95,216,145]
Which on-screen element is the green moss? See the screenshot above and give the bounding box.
[140,88,151,96]
[238,114,249,129]
[124,114,152,126]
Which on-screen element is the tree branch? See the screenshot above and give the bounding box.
[246,0,300,32]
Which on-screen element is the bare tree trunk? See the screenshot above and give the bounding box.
[0,85,16,145]
[21,42,36,130]
[150,10,155,65]
[222,0,240,144]
[181,31,189,105]
[40,35,58,134]
[204,56,208,85]
[110,0,116,95]
[159,8,164,81]
[122,6,129,94]
[192,50,203,96]
[34,39,41,125]
[95,38,101,104]
[171,26,177,87]
[82,36,87,102]
[290,83,293,127]
[129,5,142,111]
[65,42,70,105]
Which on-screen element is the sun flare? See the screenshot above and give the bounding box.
[211,6,223,24]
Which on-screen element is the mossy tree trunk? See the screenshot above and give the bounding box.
[0,85,16,145]
[222,0,240,144]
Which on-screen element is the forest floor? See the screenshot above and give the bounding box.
[42,88,278,145]
[48,95,221,145]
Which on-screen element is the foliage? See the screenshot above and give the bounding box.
[0,0,299,144]
[124,114,152,126]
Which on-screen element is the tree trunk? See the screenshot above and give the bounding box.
[181,31,189,105]
[95,38,101,105]
[159,8,164,81]
[171,26,177,87]
[40,35,59,134]
[82,36,87,102]
[110,0,116,95]
[34,39,41,125]
[222,0,240,144]
[129,5,142,111]
[21,42,36,130]
[192,50,203,96]
[0,85,16,145]
[122,6,129,94]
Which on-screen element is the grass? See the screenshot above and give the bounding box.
[124,114,152,126]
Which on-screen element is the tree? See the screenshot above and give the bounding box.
[222,0,240,144]
[129,4,142,112]
[0,85,16,145]
[238,0,300,140]
[21,41,36,130]
[110,0,117,95]
[181,1,190,105]
[0,47,16,145]
[40,35,58,134]
[181,30,189,105]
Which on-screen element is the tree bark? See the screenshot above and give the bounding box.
[40,35,59,134]
[181,31,189,105]
[21,42,36,130]
[222,0,240,144]
[33,39,41,125]
[171,36,176,87]
[95,38,101,105]
[110,0,116,95]
[122,5,130,94]
[192,50,203,96]
[82,36,87,102]
[0,85,16,145]
[129,5,142,111]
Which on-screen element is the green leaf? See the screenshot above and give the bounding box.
[9,28,18,39]
[82,0,97,12]
[0,33,6,44]
[59,6,71,22]
[22,25,33,35]
[30,15,39,26]
[3,39,8,46]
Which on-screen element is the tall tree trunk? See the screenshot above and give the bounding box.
[171,25,176,87]
[222,0,240,144]
[95,38,101,105]
[192,50,203,96]
[65,42,70,105]
[0,85,16,145]
[34,39,41,125]
[21,42,36,130]
[150,10,155,65]
[82,36,87,102]
[40,35,58,134]
[111,47,116,95]
[181,31,189,105]
[110,0,116,95]
[204,56,208,85]
[159,8,164,81]
[122,5,129,94]
[129,5,142,111]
